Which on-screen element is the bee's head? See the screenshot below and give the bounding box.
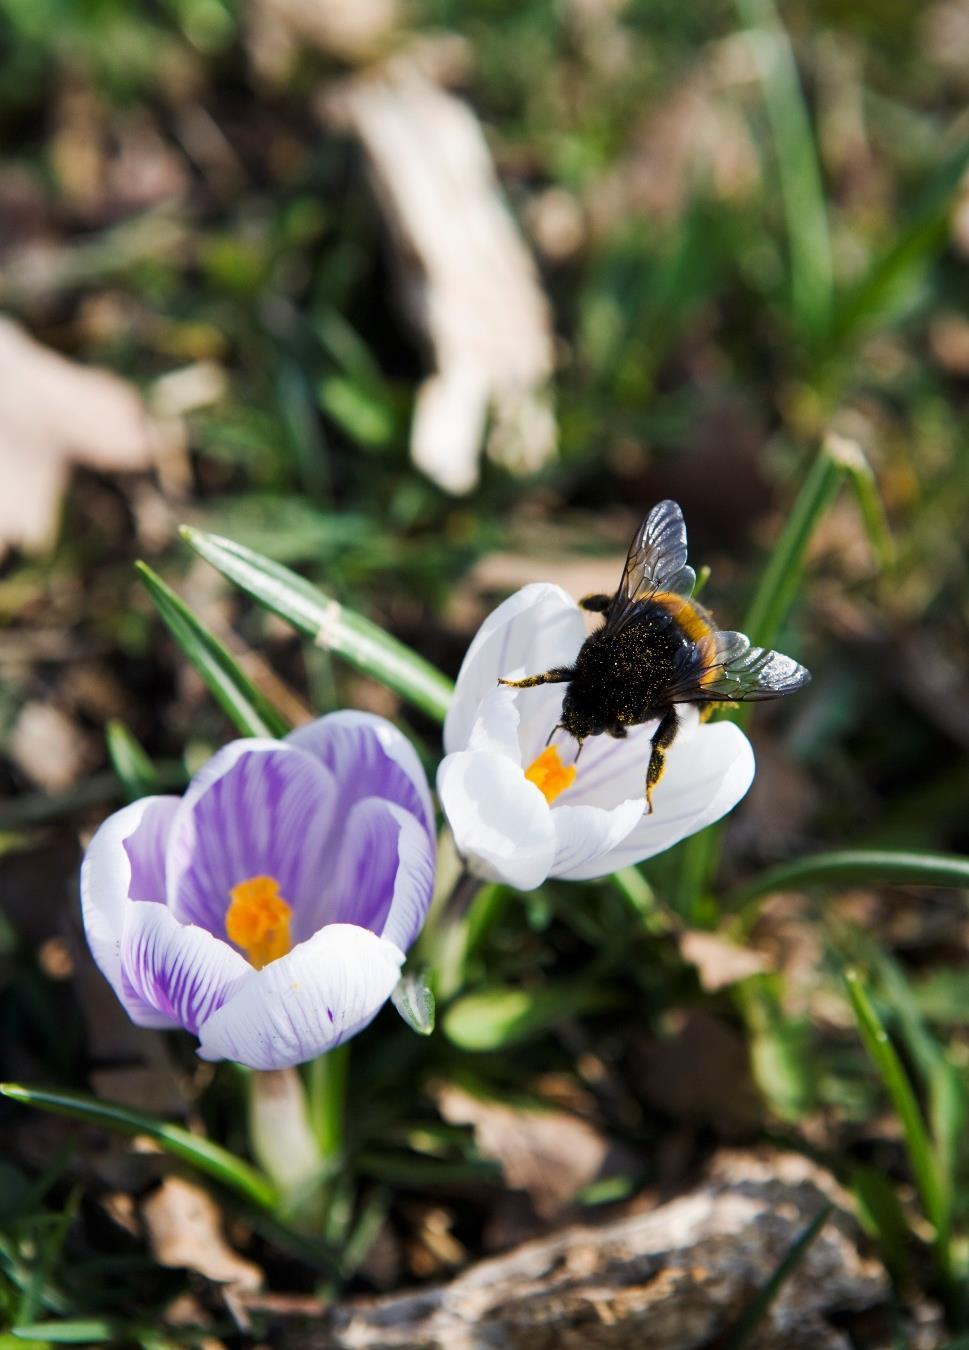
[560,688,606,744]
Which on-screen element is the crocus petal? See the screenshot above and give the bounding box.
[557,722,755,880]
[550,798,645,878]
[196,923,404,1070]
[467,686,524,764]
[438,749,556,889]
[120,902,250,1034]
[444,584,586,754]
[310,799,435,952]
[80,795,180,997]
[287,711,433,836]
[165,740,338,941]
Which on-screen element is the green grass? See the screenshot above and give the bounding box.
[1,0,968,1338]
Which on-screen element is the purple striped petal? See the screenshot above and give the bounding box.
[81,795,180,999]
[287,711,433,836]
[300,799,434,950]
[196,923,404,1069]
[164,740,339,944]
[120,901,251,1033]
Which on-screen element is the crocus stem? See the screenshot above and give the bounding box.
[247,1067,323,1213]
[307,1044,349,1164]
[414,830,483,1000]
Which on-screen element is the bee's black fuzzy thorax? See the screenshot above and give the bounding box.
[561,603,696,741]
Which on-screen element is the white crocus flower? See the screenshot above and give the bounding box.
[438,583,755,889]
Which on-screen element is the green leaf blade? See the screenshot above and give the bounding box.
[732,848,969,910]
[179,526,454,724]
[136,561,289,740]
[104,720,160,802]
[391,970,436,1036]
[844,972,951,1282]
[0,1083,277,1212]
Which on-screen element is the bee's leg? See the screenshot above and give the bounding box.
[645,708,678,814]
[498,666,573,690]
[607,723,628,739]
[579,594,611,613]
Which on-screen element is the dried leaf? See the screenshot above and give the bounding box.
[435,1083,617,1218]
[679,930,771,992]
[0,318,160,556]
[142,1176,262,1291]
[248,0,402,77]
[325,60,556,493]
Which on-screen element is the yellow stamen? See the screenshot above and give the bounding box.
[524,745,577,805]
[225,875,293,970]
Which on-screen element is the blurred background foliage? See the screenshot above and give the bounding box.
[1,0,969,1342]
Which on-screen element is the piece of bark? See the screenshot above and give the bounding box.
[324,59,556,494]
[291,1151,886,1349]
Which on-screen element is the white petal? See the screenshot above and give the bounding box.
[196,924,404,1069]
[120,901,250,1034]
[564,706,701,812]
[286,710,434,836]
[467,686,524,764]
[444,584,585,754]
[558,722,755,880]
[80,795,179,999]
[437,749,556,890]
[550,798,645,878]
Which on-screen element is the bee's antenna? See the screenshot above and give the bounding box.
[545,723,564,747]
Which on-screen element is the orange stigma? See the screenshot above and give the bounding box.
[225,875,293,969]
[524,745,577,804]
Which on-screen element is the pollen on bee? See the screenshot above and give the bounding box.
[226,875,293,970]
[524,744,577,804]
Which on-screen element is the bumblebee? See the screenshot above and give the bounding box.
[500,499,811,812]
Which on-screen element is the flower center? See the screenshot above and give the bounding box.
[225,875,293,969]
[524,745,577,804]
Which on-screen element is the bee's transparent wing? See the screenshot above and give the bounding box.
[671,629,811,702]
[605,500,696,633]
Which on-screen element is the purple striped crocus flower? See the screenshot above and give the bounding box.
[81,713,435,1070]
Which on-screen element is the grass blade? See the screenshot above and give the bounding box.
[834,137,969,347]
[737,0,833,344]
[104,720,159,802]
[0,1084,277,1212]
[743,432,855,651]
[844,971,951,1283]
[11,1318,119,1343]
[136,561,289,740]
[730,848,969,909]
[724,1204,832,1349]
[180,526,454,724]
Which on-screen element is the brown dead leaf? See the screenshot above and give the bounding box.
[142,1177,262,1291]
[435,1083,617,1219]
[678,930,770,992]
[324,59,556,494]
[8,701,96,793]
[248,0,402,77]
[0,317,162,556]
